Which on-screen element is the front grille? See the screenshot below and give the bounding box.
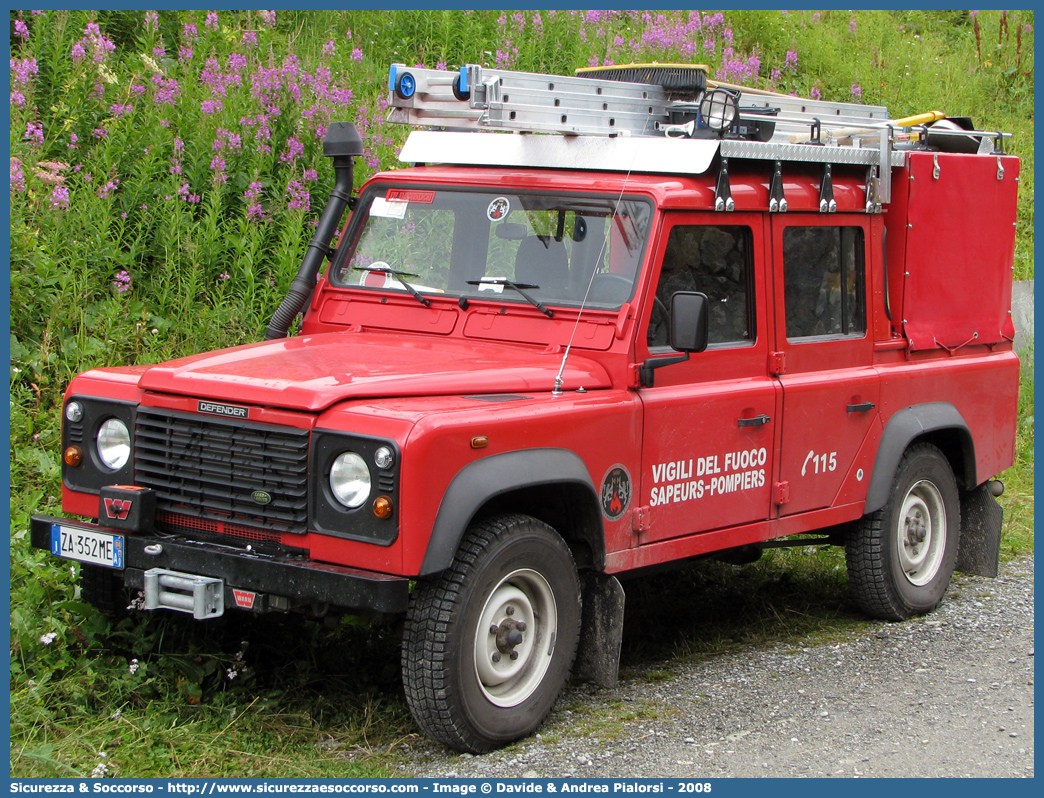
[156,511,283,544]
[135,407,310,535]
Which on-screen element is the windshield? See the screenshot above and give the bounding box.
[331,186,653,310]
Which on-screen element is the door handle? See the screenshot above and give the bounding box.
[846,401,876,413]
[737,414,771,427]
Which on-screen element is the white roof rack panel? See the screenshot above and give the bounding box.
[398,130,720,175]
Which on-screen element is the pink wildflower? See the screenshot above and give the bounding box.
[49,184,69,210]
[244,181,265,220]
[97,178,119,199]
[280,136,304,163]
[25,121,43,146]
[10,159,26,193]
[286,180,310,211]
[11,58,39,87]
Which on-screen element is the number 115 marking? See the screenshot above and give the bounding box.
[801,450,837,476]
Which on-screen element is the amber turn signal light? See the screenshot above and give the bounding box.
[372,495,394,520]
[63,446,82,467]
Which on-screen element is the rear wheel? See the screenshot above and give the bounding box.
[401,513,581,753]
[846,443,960,620]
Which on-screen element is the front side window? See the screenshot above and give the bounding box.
[782,226,866,340]
[649,224,754,349]
[331,187,652,311]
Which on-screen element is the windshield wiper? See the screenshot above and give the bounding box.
[353,265,431,307]
[465,278,554,318]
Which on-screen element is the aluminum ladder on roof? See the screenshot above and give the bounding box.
[386,62,1007,207]
[387,63,676,137]
[386,63,894,141]
[386,62,903,204]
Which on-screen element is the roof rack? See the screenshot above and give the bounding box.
[387,63,1009,210]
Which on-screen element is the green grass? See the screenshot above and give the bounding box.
[11,610,415,777]
[9,8,1034,777]
[998,353,1034,557]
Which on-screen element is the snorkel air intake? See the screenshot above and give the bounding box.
[264,121,363,340]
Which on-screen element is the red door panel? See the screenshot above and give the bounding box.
[769,215,880,516]
[638,213,778,544]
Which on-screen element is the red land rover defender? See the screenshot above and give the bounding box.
[31,64,1020,753]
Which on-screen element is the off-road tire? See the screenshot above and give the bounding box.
[80,563,129,620]
[401,513,582,753]
[846,443,960,621]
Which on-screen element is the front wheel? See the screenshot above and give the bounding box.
[845,443,960,621]
[401,514,581,753]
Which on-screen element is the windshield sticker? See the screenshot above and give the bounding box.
[486,197,510,221]
[387,189,435,203]
[370,196,408,219]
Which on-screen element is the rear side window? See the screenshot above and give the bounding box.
[782,226,866,340]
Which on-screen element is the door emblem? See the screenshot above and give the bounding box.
[599,465,632,522]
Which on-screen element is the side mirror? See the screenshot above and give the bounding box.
[639,291,709,388]
[670,291,710,353]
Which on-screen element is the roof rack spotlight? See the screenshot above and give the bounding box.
[700,88,740,136]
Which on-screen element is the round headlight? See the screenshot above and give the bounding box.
[330,452,371,508]
[699,88,739,133]
[65,401,84,422]
[97,418,130,470]
[374,446,395,469]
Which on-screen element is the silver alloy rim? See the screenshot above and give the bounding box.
[473,569,558,708]
[897,479,947,586]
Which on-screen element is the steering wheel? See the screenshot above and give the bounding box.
[647,294,670,347]
[588,273,635,304]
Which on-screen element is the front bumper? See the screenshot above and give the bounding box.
[30,515,410,618]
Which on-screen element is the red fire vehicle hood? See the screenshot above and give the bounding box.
[136,332,611,411]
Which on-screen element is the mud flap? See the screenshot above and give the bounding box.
[956,483,1003,578]
[575,572,625,688]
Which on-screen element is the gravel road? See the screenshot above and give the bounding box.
[398,555,1034,778]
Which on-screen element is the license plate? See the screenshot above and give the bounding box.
[50,524,125,569]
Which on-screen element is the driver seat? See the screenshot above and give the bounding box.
[514,235,569,295]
